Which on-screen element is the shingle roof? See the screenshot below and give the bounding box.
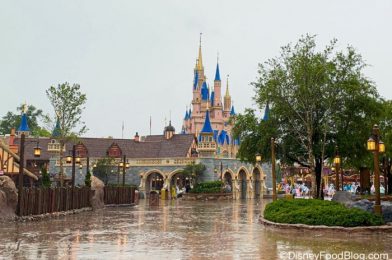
[15,133,196,160]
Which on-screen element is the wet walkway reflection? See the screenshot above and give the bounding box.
[0,199,391,259]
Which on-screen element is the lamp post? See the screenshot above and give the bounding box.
[256,153,262,199]
[367,124,385,215]
[333,146,341,191]
[271,138,277,201]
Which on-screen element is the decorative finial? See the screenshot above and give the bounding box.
[217,51,219,63]
[23,102,27,113]
[199,32,202,47]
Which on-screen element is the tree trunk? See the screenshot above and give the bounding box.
[59,140,64,187]
[388,158,392,195]
[315,158,323,199]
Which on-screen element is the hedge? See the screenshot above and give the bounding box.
[190,181,223,193]
[264,199,384,227]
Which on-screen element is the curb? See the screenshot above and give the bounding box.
[259,217,392,235]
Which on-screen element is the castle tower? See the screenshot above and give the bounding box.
[197,107,216,157]
[212,61,223,121]
[223,76,232,118]
[164,121,175,140]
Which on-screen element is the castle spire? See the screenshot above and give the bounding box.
[214,59,221,81]
[225,75,230,97]
[197,33,203,71]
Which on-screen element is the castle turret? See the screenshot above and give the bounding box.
[223,77,232,118]
[197,108,216,157]
[164,121,175,140]
[17,105,30,136]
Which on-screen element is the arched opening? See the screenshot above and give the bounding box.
[223,171,233,192]
[170,171,191,197]
[146,172,165,195]
[252,168,261,199]
[238,169,247,199]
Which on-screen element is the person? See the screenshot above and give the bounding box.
[185,183,191,193]
[171,186,176,199]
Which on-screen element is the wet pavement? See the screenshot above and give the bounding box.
[0,199,391,259]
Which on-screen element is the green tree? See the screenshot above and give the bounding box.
[85,171,92,187]
[46,82,87,186]
[41,167,51,188]
[180,162,206,184]
[93,157,115,185]
[234,35,385,198]
[0,104,51,136]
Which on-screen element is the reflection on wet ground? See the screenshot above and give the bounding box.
[0,199,391,259]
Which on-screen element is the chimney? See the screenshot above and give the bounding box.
[134,132,140,142]
[9,128,18,153]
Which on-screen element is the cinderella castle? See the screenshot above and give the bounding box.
[181,39,239,159]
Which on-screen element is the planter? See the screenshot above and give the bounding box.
[182,193,232,201]
[259,217,392,236]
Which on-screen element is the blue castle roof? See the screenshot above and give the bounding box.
[214,63,221,81]
[218,130,230,145]
[52,118,62,138]
[230,105,235,116]
[200,109,213,134]
[184,110,189,120]
[188,108,192,118]
[18,113,30,133]
[201,82,209,100]
[263,103,270,121]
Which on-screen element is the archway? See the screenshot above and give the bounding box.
[223,171,233,192]
[170,171,191,196]
[145,171,165,195]
[238,169,247,199]
[252,167,261,199]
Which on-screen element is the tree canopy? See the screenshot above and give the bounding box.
[0,104,51,136]
[233,35,389,198]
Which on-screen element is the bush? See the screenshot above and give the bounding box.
[190,181,223,193]
[264,199,384,227]
[85,171,92,187]
[41,168,51,188]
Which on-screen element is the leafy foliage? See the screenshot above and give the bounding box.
[264,199,384,227]
[41,167,51,188]
[180,162,206,183]
[190,181,223,193]
[46,82,87,186]
[0,104,51,136]
[85,171,92,187]
[46,82,87,139]
[93,157,115,185]
[233,35,386,198]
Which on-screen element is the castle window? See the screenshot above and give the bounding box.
[107,143,122,158]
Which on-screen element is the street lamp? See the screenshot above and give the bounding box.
[271,138,277,201]
[367,124,385,215]
[333,147,341,191]
[33,140,41,158]
[255,153,262,163]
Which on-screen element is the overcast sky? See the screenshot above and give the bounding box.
[1,0,391,138]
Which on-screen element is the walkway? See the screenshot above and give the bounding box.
[0,200,390,259]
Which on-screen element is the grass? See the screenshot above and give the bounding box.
[264,199,384,227]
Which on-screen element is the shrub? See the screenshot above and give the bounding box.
[190,181,223,193]
[264,199,384,227]
[41,168,51,188]
[85,171,92,187]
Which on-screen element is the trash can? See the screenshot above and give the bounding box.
[149,191,159,206]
